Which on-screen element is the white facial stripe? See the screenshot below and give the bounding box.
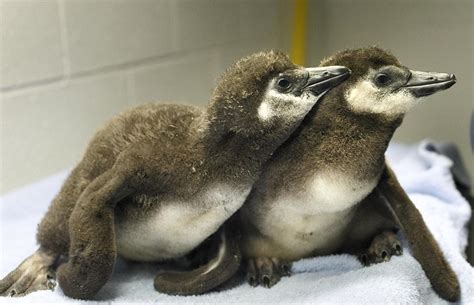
[345,78,416,117]
[266,89,302,105]
[258,101,273,121]
[258,85,315,123]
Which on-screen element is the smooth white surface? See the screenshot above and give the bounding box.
[0,142,473,304]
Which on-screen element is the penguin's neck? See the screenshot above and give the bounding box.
[296,101,401,181]
[202,127,280,184]
[196,100,297,184]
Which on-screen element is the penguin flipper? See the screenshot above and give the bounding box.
[377,163,460,302]
[154,217,242,296]
[57,167,134,300]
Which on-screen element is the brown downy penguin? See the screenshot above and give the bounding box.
[0,51,350,299]
[234,47,459,301]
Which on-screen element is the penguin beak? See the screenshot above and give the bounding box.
[303,66,351,96]
[403,70,456,97]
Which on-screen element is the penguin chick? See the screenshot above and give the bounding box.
[238,47,459,301]
[0,51,350,299]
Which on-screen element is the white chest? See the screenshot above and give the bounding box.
[116,184,250,262]
[257,171,377,257]
[302,170,378,214]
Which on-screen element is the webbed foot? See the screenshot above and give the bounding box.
[358,230,403,266]
[246,257,292,288]
[0,249,57,297]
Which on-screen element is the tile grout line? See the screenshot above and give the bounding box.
[0,38,264,96]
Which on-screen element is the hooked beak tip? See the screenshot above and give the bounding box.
[404,70,456,98]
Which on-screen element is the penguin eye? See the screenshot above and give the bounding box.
[375,73,391,86]
[277,78,292,90]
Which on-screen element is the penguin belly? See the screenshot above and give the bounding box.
[255,170,378,259]
[115,184,251,262]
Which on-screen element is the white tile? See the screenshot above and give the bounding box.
[65,0,173,73]
[131,51,218,107]
[239,0,279,42]
[0,0,63,89]
[0,73,130,193]
[174,0,241,50]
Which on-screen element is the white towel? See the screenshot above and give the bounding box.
[1,141,473,304]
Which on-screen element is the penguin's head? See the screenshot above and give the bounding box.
[209,51,350,136]
[319,47,456,120]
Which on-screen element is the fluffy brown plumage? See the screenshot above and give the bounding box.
[143,47,459,302]
[0,51,349,299]
[320,46,401,77]
[236,46,460,301]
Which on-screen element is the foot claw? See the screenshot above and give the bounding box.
[47,279,57,290]
[262,275,271,288]
[246,259,258,287]
[247,275,257,287]
[358,253,369,266]
[279,262,292,277]
[393,243,403,256]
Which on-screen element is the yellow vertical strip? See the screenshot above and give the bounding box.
[290,0,307,66]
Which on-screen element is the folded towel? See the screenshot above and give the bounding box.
[1,140,472,304]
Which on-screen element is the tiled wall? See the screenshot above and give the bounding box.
[0,0,291,194]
